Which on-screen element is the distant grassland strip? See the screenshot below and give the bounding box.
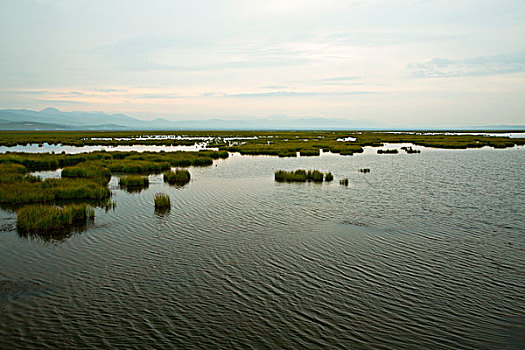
[0,131,523,153]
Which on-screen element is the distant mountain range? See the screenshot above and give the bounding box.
[0,108,523,131]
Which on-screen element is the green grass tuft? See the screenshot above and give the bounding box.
[17,204,94,234]
[163,169,191,184]
[274,169,332,183]
[154,193,170,210]
[119,175,149,187]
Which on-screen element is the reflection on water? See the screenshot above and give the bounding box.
[0,147,524,349]
[17,218,96,244]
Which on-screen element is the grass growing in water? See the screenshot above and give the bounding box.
[119,175,149,187]
[340,178,349,186]
[16,204,94,234]
[164,169,191,184]
[325,172,334,182]
[62,164,111,184]
[401,146,421,154]
[154,193,170,210]
[359,168,371,173]
[377,149,398,154]
[274,169,331,183]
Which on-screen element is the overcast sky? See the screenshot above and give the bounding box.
[1,0,524,126]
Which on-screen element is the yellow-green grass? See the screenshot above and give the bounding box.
[0,178,110,204]
[119,175,149,187]
[164,169,191,184]
[16,204,94,234]
[154,193,170,210]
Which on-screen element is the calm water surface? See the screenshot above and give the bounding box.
[0,146,524,349]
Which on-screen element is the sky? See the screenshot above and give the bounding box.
[0,0,524,127]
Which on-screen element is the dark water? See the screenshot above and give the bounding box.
[1,146,524,349]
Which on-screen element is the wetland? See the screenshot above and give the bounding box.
[0,130,524,349]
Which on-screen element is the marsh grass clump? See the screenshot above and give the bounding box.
[307,170,324,182]
[0,178,110,204]
[119,175,149,187]
[163,169,191,184]
[154,193,170,210]
[401,146,421,154]
[275,170,308,182]
[105,160,169,174]
[61,164,111,184]
[274,169,332,183]
[358,168,371,173]
[340,178,349,186]
[299,149,320,157]
[16,204,94,234]
[325,172,334,182]
[377,149,398,154]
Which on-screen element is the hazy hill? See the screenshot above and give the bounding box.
[0,108,523,131]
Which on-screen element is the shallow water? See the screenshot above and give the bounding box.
[0,147,524,349]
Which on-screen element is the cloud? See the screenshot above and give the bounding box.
[315,76,363,86]
[319,76,361,82]
[261,85,288,90]
[92,88,128,93]
[225,91,376,98]
[131,93,186,99]
[0,90,48,95]
[408,51,525,77]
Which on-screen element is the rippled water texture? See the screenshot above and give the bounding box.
[0,146,524,349]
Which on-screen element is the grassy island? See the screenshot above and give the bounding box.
[164,169,191,184]
[17,204,94,234]
[119,175,149,188]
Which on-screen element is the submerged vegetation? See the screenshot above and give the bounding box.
[164,169,191,184]
[275,169,332,183]
[17,204,94,234]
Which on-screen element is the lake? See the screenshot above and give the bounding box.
[0,146,524,349]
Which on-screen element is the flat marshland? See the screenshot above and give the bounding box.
[0,130,524,349]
